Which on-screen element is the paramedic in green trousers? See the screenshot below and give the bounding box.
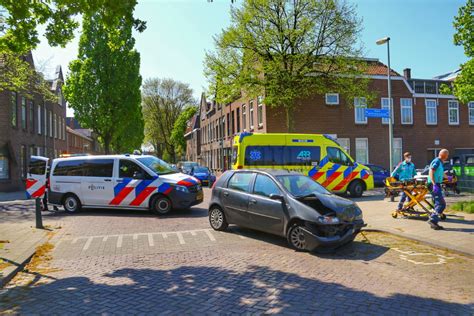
[391,152,416,211]
[428,149,449,230]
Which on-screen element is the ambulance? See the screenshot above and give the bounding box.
[231,133,374,197]
[26,154,203,214]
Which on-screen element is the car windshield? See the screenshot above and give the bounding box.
[137,156,176,175]
[276,175,330,197]
[193,167,208,173]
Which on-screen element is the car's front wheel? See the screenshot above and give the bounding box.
[150,195,172,215]
[209,206,228,231]
[287,224,307,251]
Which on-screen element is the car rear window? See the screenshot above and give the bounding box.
[244,146,320,166]
[28,158,47,175]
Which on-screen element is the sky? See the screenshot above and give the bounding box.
[32,0,469,115]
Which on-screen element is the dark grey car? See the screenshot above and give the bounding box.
[208,169,366,251]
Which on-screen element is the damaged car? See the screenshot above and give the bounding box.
[208,169,366,251]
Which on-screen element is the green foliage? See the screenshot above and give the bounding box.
[449,201,474,214]
[63,11,143,154]
[448,0,474,103]
[171,106,198,159]
[142,78,195,163]
[205,0,370,131]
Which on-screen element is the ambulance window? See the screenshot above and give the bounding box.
[244,146,286,166]
[327,147,353,166]
[29,158,46,175]
[286,147,320,166]
[83,159,114,177]
[119,160,147,179]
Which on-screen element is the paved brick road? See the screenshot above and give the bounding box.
[1,188,473,315]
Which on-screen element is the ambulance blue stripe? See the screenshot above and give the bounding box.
[326,164,340,177]
[114,178,132,196]
[343,166,352,178]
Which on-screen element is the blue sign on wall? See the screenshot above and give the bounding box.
[365,108,390,118]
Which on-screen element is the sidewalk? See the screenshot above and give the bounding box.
[358,191,474,256]
[0,191,27,203]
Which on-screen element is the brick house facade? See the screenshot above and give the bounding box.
[65,117,103,155]
[0,55,67,192]
[191,59,474,173]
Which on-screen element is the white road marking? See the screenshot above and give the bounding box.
[82,237,93,251]
[204,230,216,242]
[392,248,455,265]
[190,231,197,236]
[148,233,154,247]
[133,234,138,240]
[103,236,108,242]
[176,232,185,245]
[72,238,78,244]
[162,233,168,239]
[117,235,123,248]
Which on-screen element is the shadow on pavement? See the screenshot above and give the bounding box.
[0,265,470,314]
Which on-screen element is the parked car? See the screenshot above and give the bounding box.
[365,164,390,187]
[177,161,199,174]
[190,166,216,187]
[208,169,365,251]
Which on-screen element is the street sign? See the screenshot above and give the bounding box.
[365,108,390,118]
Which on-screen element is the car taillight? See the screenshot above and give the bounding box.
[237,165,243,169]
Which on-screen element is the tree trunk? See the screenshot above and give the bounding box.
[104,138,111,155]
[285,106,295,133]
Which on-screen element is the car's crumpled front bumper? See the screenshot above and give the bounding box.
[301,220,366,251]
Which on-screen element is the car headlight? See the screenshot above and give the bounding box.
[174,185,189,193]
[317,216,340,224]
[355,207,363,220]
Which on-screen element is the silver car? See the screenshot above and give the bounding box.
[208,169,366,251]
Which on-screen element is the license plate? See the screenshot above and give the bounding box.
[197,191,203,200]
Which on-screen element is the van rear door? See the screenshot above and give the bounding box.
[26,156,49,199]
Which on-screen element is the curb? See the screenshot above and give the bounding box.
[0,252,36,288]
[362,227,474,258]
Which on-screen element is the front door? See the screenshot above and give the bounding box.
[247,174,285,235]
[221,172,254,225]
[26,156,49,199]
[80,158,115,206]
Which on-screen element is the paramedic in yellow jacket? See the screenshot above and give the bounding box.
[391,152,416,211]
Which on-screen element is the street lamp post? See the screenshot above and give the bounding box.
[376,37,394,172]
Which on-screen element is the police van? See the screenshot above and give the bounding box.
[27,154,203,214]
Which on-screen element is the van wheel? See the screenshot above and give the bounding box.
[63,194,81,213]
[150,195,172,215]
[287,224,307,251]
[209,206,228,231]
[348,181,364,198]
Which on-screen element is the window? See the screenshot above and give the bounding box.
[249,101,254,129]
[393,138,402,167]
[21,97,27,130]
[325,93,339,105]
[242,104,247,130]
[11,92,17,127]
[448,100,459,125]
[253,174,280,198]
[83,159,114,177]
[228,172,253,193]
[49,111,53,137]
[28,158,47,175]
[53,159,86,176]
[29,145,35,158]
[37,104,42,135]
[54,113,57,138]
[119,159,146,178]
[20,145,27,178]
[355,138,369,164]
[425,99,437,125]
[326,147,353,166]
[257,96,263,127]
[236,108,240,133]
[244,146,321,166]
[469,102,474,125]
[28,100,34,133]
[0,146,9,180]
[381,98,393,124]
[400,98,413,124]
[337,138,350,154]
[354,97,367,124]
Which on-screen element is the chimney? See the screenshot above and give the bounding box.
[403,68,411,79]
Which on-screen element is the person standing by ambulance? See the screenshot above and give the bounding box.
[391,152,416,211]
[427,149,449,230]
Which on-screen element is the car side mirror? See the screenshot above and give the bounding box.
[133,171,145,179]
[269,193,284,202]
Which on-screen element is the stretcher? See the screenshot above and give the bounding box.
[384,177,445,220]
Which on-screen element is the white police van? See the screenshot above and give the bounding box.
[40,154,203,214]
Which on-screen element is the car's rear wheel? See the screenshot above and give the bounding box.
[63,194,81,213]
[209,206,228,231]
[348,180,364,198]
[287,224,307,251]
[150,195,172,215]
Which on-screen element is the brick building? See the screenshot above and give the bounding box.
[65,117,103,155]
[190,59,473,173]
[0,54,67,192]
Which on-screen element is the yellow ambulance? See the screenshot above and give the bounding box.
[231,133,374,197]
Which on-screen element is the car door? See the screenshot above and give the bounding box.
[80,158,115,206]
[26,156,49,199]
[221,172,254,226]
[247,174,286,235]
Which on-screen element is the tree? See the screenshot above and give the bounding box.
[142,78,195,163]
[442,0,474,103]
[63,11,143,154]
[171,106,198,159]
[205,0,370,132]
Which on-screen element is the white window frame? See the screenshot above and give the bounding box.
[249,101,254,129]
[354,97,367,124]
[242,104,247,131]
[393,138,403,167]
[448,100,459,125]
[257,96,263,127]
[337,138,350,155]
[469,102,474,125]
[37,104,42,135]
[425,99,437,125]
[355,138,369,164]
[325,93,339,105]
[49,111,53,137]
[400,98,413,125]
[381,98,393,125]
